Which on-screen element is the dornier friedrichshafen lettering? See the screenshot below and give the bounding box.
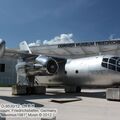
[58,39,120,48]
[29,39,120,59]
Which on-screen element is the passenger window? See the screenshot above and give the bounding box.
[109,59,116,64]
[75,70,79,74]
[101,63,107,68]
[65,71,67,74]
[103,58,108,62]
[108,64,115,70]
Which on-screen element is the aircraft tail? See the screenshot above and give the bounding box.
[0,39,5,57]
[19,41,32,54]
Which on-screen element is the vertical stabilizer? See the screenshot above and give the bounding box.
[19,41,32,54]
[0,39,5,57]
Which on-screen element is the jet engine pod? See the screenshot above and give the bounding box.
[46,58,59,74]
[36,55,59,74]
[0,39,5,57]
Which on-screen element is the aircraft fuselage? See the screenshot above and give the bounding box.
[54,55,120,88]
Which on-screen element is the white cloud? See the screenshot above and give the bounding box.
[43,33,74,45]
[28,42,36,47]
[28,40,41,47]
[28,33,75,46]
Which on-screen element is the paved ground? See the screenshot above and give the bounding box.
[0,87,120,120]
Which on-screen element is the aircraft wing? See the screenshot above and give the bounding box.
[30,39,120,58]
[1,39,120,59]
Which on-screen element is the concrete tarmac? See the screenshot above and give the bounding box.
[0,87,120,120]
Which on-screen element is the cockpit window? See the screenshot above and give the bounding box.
[111,57,119,60]
[103,58,108,62]
[101,56,120,72]
[101,63,107,68]
[109,59,116,64]
[117,60,120,66]
[117,67,120,72]
[108,64,115,70]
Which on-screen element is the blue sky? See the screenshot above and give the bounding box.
[0,0,120,47]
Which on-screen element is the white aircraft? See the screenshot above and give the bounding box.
[0,39,120,100]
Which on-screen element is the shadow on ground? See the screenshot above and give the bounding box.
[47,89,106,99]
[80,91,106,99]
[0,89,106,106]
[0,95,44,107]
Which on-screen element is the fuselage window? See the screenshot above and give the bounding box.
[75,70,79,74]
[65,71,67,74]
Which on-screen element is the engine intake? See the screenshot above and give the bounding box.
[35,55,59,74]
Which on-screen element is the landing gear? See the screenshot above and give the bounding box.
[65,86,81,93]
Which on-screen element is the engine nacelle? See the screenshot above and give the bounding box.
[0,39,5,57]
[35,55,59,74]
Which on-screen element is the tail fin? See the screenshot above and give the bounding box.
[0,39,5,57]
[19,41,32,54]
